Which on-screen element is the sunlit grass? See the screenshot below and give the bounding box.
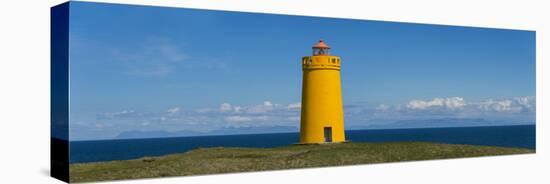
[70,142,533,183]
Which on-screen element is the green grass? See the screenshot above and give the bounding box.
[69,142,534,183]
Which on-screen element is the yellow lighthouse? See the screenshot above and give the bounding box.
[300,40,346,144]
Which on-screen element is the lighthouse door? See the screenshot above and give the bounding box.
[324,127,332,143]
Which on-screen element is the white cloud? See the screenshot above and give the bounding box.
[476,97,534,113]
[287,102,301,109]
[213,100,281,116]
[111,110,135,115]
[245,101,275,114]
[80,96,533,140]
[195,108,214,113]
[376,104,390,111]
[479,99,514,112]
[363,96,535,125]
[100,110,135,119]
[219,103,233,112]
[394,96,535,116]
[515,96,532,108]
[407,97,465,110]
[99,97,534,128]
[166,107,180,113]
[233,106,242,113]
[287,116,301,121]
[224,115,270,123]
[224,116,251,123]
[217,101,301,114]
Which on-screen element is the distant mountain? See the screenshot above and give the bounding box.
[115,125,299,139]
[115,130,203,139]
[117,118,535,139]
[350,118,534,130]
[209,125,299,135]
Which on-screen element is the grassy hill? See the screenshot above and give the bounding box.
[69,142,534,182]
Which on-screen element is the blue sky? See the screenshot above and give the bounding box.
[66,2,535,140]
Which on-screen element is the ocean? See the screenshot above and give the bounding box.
[70,125,535,164]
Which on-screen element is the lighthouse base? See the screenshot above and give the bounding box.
[295,140,351,145]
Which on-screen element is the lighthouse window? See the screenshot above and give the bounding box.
[331,58,336,63]
[313,48,330,55]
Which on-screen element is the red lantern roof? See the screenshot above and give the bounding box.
[312,39,330,49]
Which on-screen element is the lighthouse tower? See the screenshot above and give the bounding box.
[299,40,346,144]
